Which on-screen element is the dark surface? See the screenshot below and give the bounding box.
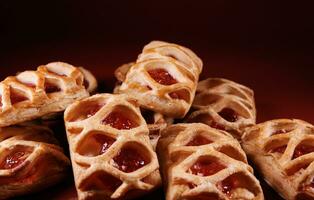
[1,1,314,199]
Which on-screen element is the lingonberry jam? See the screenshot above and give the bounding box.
[189,159,225,176]
[148,68,177,85]
[102,111,138,130]
[293,144,314,159]
[169,89,189,102]
[94,134,115,155]
[0,150,31,169]
[113,146,148,173]
[10,90,28,104]
[218,108,238,122]
[187,135,212,146]
[271,145,287,154]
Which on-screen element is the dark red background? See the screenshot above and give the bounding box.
[1,1,313,199]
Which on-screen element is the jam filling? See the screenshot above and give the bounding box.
[220,174,241,195]
[113,146,148,173]
[218,108,238,122]
[271,145,287,154]
[187,135,212,146]
[84,103,104,119]
[80,172,122,193]
[0,96,2,107]
[169,89,189,102]
[102,111,138,130]
[210,121,226,130]
[0,150,31,169]
[148,68,177,85]
[189,159,225,176]
[293,144,314,159]
[94,134,115,155]
[10,89,28,104]
[44,82,61,93]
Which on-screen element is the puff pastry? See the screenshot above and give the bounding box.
[157,123,264,200]
[186,78,256,139]
[0,62,95,127]
[64,93,161,200]
[0,125,70,199]
[242,119,314,200]
[114,41,203,118]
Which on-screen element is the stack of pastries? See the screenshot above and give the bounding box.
[0,41,313,200]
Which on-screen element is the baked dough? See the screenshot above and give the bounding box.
[186,78,256,139]
[64,93,161,200]
[242,119,314,200]
[0,125,70,199]
[157,123,264,200]
[0,62,94,127]
[114,41,203,118]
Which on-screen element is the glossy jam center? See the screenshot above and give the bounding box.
[169,89,189,102]
[10,90,28,104]
[44,82,61,93]
[218,108,238,122]
[1,151,30,169]
[220,175,240,195]
[113,146,148,173]
[94,135,115,154]
[190,159,225,176]
[85,103,104,118]
[102,111,138,130]
[210,121,225,130]
[187,135,212,146]
[271,145,287,154]
[148,68,177,85]
[293,145,314,159]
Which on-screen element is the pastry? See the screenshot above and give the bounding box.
[186,78,256,139]
[114,41,203,118]
[64,93,161,200]
[242,119,314,200]
[0,62,94,127]
[157,123,264,200]
[0,125,70,199]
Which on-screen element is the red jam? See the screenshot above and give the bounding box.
[148,68,177,85]
[169,89,189,102]
[113,146,148,173]
[102,111,138,130]
[271,145,287,154]
[44,82,61,93]
[10,90,28,104]
[0,151,30,169]
[187,135,212,146]
[218,108,238,122]
[189,159,226,176]
[85,103,104,118]
[210,121,226,130]
[220,174,241,195]
[80,172,122,193]
[94,134,115,154]
[293,144,314,159]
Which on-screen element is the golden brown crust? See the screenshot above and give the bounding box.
[0,62,91,127]
[0,125,70,199]
[157,123,264,200]
[242,119,314,200]
[64,93,161,200]
[115,41,203,118]
[186,78,256,139]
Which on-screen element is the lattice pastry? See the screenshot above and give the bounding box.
[157,123,264,200]
[0,125,70,199]
[114,41,203,118]
[0,62,94,127]
[242,119,314,200]
[64,93,161,200]
[186,78,256,139]
[114,63,173,149]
